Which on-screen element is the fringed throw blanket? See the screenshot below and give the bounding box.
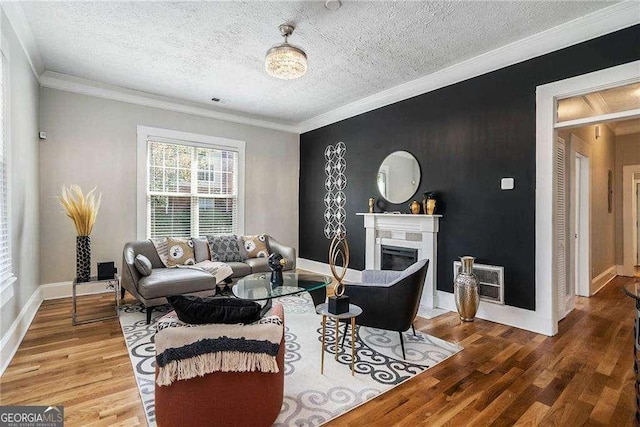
[150,237,170,267]
[178,261,233,286]
[155,312,283,386]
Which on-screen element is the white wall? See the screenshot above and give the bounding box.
[0,10,40,338]
[39,88,299,284]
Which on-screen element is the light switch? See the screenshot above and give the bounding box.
[501,178,514,190]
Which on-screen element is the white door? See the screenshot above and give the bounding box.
[570,134,591,298]
[555,137,568,320]
[568,155,581,311]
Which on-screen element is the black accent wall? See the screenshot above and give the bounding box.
[299,25,640,311]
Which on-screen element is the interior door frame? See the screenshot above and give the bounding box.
[623,164,640,276]
[536,60,640,336]
[569,133,591,298]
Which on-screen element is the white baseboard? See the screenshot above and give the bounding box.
[40,281,113,300]
[0,280,115,377]
[0,276,16,308]
[297,258,363,283]
[616,264,633,277]
[0,287,43,376]
[436,290,555,336]
[297,258,555,336]
[591,266,617,295]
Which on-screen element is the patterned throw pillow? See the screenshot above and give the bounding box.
[206,235,243,262]
[166,237,196,267]
[242,234,270,259]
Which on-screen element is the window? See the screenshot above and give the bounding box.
[0,43,15,306]
[137,126,245,239]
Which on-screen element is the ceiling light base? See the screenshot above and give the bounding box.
[279,24,295,38]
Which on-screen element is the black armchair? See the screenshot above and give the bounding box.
[342,259,429,359]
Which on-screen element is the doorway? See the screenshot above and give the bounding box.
[536,60,640,335]
[572,149,590,299]
[623,165,640,277]
[554,133,591,321]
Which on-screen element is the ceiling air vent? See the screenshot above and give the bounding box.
[453,261,504,305]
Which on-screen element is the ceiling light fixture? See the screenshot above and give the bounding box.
[325,0,342,10]
[265,24,307,80]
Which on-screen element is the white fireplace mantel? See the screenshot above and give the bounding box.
[357,213,441,315]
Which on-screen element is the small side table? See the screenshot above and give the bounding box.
[72,274,121,326]
[316,303,362,376]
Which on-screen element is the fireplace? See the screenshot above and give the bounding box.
[358,213,440,311]
[381,245,418,271]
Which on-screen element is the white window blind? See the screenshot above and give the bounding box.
[0,51,11,283]
[146,140,239,238]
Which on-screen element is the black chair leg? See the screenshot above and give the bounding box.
[146,307,153,324]
[120,287,126,299]
[399,331,406,359]
[412,323,416,336]
[341,323,348,348]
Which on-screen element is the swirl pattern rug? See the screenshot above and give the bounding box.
[119,293,461,426]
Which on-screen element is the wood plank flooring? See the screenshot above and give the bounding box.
[0,275,637,426]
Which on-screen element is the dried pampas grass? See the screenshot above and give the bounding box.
[59,185,102,236]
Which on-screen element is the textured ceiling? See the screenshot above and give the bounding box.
[21,1,618,123]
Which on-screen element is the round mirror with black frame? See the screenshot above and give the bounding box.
[376,151,421,204]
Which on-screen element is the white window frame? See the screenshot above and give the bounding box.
[0,34,16,309]
[136,126,245,240]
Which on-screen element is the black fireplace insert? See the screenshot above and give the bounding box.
[381,245,418,271]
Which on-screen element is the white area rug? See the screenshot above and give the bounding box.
[119,294,461,426]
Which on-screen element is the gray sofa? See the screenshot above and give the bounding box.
[121,235,296,323]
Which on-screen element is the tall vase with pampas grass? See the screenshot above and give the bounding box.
[59,185,102,282]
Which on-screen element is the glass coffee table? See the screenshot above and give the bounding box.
[233,272,332,315]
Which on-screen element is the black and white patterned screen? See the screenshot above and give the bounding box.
[323,142,347,239]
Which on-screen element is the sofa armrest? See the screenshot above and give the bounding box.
[267,236,296,271]
[121,243,142,294]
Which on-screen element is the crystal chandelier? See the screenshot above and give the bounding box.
[265,24,307,80]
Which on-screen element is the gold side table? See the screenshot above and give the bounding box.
[72,274,120,326]
[316,303,362,376]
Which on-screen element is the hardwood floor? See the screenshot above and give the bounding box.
[1,276,637,426]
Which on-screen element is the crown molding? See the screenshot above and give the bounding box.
[0,2,44,80]
[39,71,300,133]
[297,1,640,133]
[2,0,637,135]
